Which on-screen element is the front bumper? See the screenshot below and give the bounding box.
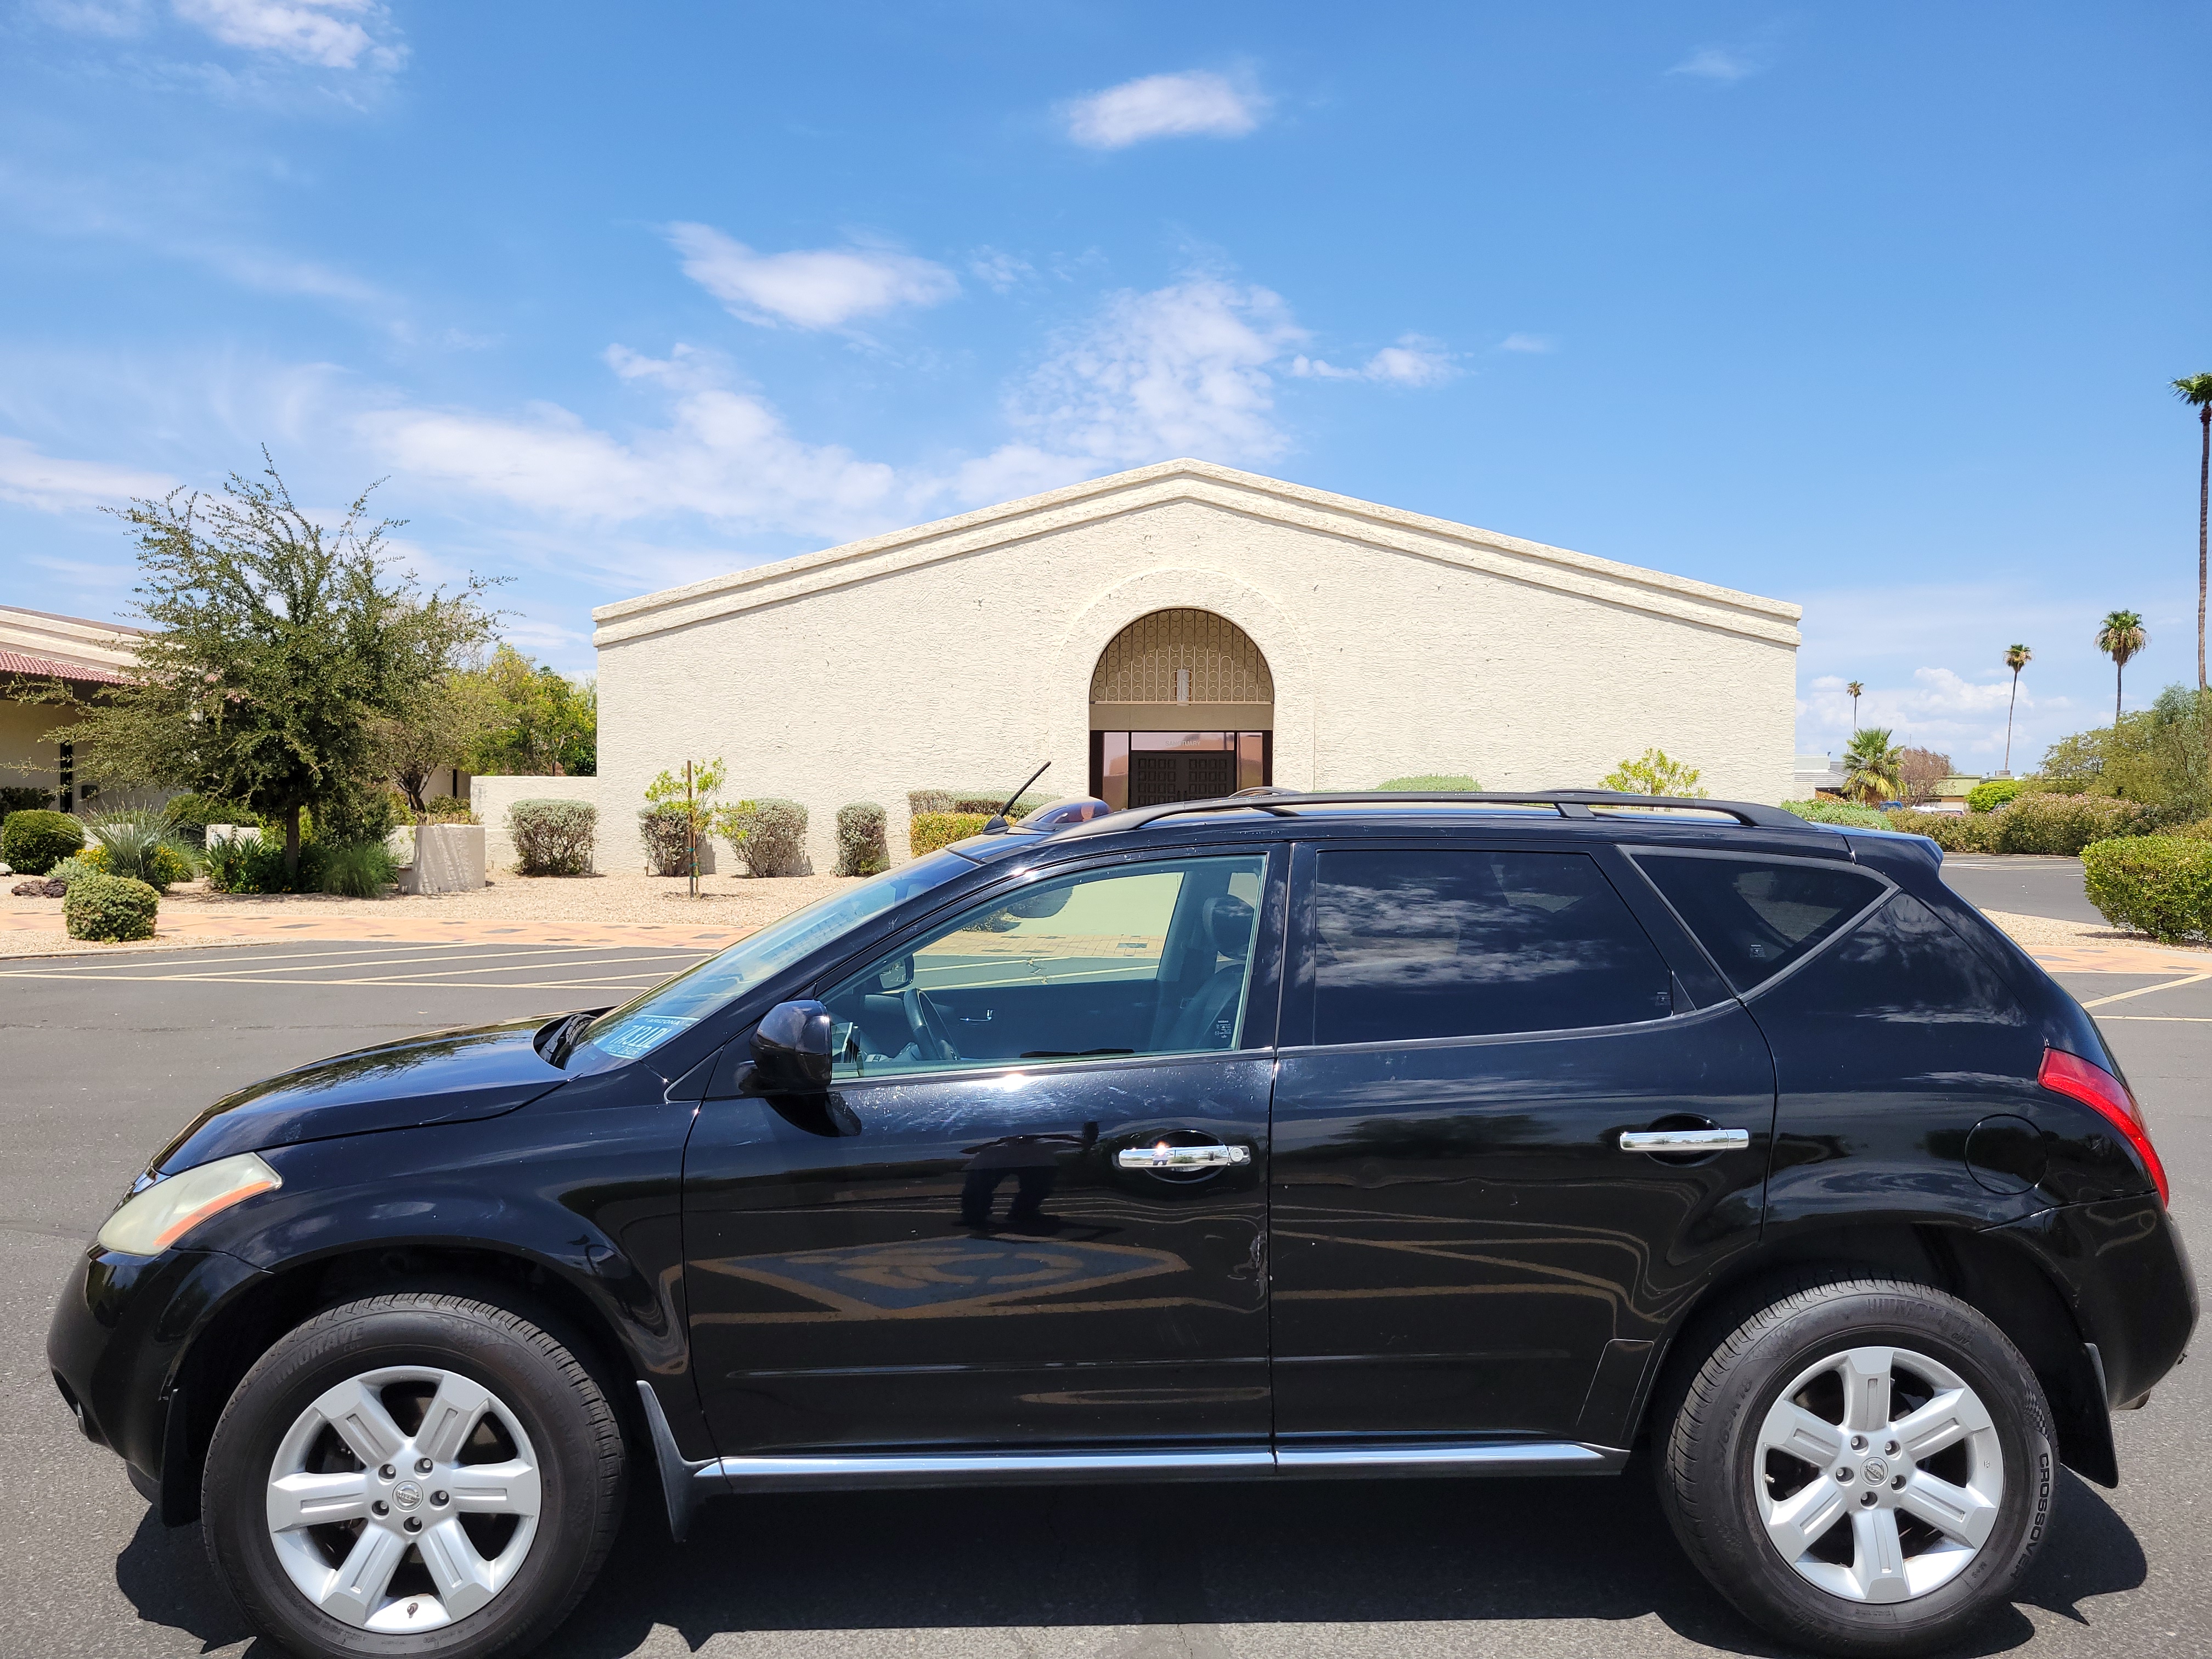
[47,1242,267,1493]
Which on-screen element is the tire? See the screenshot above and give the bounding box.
[202,1293,626,1659]
[1657,1276,2055,1657]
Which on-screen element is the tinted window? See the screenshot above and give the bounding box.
[1632,853,1884,993]
[1310,849,1673,1045]
[822,855,1268,1077]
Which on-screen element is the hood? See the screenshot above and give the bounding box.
[153,1018,571,1176]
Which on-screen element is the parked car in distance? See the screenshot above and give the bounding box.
[50,789,2194,1659]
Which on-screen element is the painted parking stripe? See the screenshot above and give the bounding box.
[2078,973,2212,1009]
[0,944,707,983]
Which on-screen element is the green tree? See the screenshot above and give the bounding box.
[464,645,597,776]
[1846,680,1865,730]
[2095,609,2148,728]
[54,459,495,881]
[1842,727,1905,805]
[644,757,725,897]
[378,674,498,816]
[2002,643,2033,774]
[2174,374,2212,691]
[1602,748,1707,797]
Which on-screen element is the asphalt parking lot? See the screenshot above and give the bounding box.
[3,894,2207,1658]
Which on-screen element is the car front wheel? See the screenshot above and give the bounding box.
[1657,1276,2055,1657]
[202,1291,625,1659]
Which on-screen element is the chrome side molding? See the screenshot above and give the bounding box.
[691,1440,1625,1496]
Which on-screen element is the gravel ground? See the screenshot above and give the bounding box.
[1979,909,2211,955]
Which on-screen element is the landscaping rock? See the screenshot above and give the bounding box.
[12,878,67,898]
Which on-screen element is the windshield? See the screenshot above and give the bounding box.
[583,850,977,1062]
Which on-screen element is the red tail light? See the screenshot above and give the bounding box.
[2039,1047,2169,1205]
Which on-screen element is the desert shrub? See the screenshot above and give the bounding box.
[160,794,255,847]
[48,854,101,886]
[2082,837,2212,943]
[907,789,955,815]
[637,805,693,876]
[204,831,327,894]
[724,798,810,877]
[1991,793,2172,856]
[946,792,1048,816]
[2171,817,2212,842]
[1966,778,2027,814]
[1781,799,1891,828]
[84,809,198,893]
[1,786,52,816]
[1602,748,1707,797]
[910,811,989,855]
[836,803,889,877]
[1884,809,1998,852]
[2,809,85,875]
[63,871,159,942]
[508,799,598,876]
[421,794,477,823]
[312,779,402,845]
[318,839,400,898]
[1379,774,1482,791]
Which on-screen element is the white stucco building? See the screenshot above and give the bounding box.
[592,460,1802,871]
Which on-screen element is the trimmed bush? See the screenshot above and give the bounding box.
[1966,778,2027,814]
[907,789,955,815]
[64,871,159,942]
[724,798,810,877]
[1990,792,2173,855]
[509,799,598,876]
[637,805,693,876]
[910,811,989,855]
[1380,774,1482,791]
[2,809,84,875]
[1780,799,1891,828]
[160,794,253,848]
[1884,809,1999,852]
[2083,836,2212,943]
[318,839,399,898]
[836,803,889,877]
[2171,817,2212,842]
[949,791,1050,816]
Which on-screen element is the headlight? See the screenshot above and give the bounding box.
[96,1152,282,1255]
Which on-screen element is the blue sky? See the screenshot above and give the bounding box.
[3,2,2208,774]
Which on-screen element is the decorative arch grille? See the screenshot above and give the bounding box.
[1089,608,1274,705]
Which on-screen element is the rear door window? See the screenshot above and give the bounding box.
[1630,852,1886,993]
[1307,848,1675,1045]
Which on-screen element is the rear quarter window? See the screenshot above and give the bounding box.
[1631,852,1887,993]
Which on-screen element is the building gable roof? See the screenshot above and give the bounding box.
[590,458,1802,649]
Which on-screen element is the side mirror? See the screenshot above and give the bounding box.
[751,1000,833,1094]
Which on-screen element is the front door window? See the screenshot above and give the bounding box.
[1092,731,1270,809]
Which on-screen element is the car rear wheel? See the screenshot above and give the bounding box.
[202,1293,625,1659]
[1657,1277,2053,1656]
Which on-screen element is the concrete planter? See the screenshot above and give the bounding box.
[402,823,486,894]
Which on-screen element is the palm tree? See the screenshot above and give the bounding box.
[2002,643,2032,774]
[1842,726,1904,805]
[2175,374,2212,691]
[1846,680,1865,731]
[2094,610,2148,727]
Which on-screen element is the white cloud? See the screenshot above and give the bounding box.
[1797,668,2072,762]
[1498,331,1554,354]
[667,223,958,331]
[1668,44,1767,83]
[1064,71,1266,149]
[969,248,1034,293]
[0,437,176,511]
[1007,277,1308,465]
[1290,335,1456,387]
[31,1,149,38]
[356,360,904,544]
[172,0,404,71]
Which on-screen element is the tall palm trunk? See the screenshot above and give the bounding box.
[2199,403,2209,692]
[2115,662,2125,729]
[2005,671,2020,772]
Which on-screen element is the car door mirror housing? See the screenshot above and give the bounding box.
[752,1000,834,1094]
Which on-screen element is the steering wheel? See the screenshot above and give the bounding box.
[902,985,961,1064]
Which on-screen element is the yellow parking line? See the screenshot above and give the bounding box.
[2097,1015,2212,1023]
[0,944,705,983]
[2079,973,2212,1009]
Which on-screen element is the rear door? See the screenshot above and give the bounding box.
[1268,835,1776,1449]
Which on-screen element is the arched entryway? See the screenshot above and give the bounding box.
[1088,608,1274,808]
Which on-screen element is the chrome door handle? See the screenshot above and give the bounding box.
[1116,1142,1252,1170]
[1619,1128,1751,1154]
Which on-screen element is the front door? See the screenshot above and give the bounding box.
[1269,839,1775,1447]
[1130,749,1235,807]
[684,848,1284,1455]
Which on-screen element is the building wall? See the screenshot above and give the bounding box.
[595,464,1801,873]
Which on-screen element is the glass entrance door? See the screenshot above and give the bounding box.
[1091,731,1271,810]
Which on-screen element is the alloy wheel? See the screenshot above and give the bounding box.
[263,1365,543,1633]
[1754,1344,2005,1604]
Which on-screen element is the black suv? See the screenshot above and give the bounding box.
[49,791,2195,1659]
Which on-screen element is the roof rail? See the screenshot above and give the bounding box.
[1053,789,1807,838]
